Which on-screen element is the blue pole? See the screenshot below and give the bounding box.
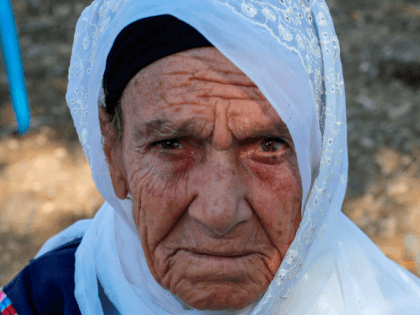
[0,0,31,134]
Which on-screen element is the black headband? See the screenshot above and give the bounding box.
[103,15,213,115]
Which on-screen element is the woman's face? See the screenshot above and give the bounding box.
[102,47,302,310]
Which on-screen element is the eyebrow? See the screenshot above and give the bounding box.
[234,120,291,141]
[273,122,291,137]
[131,117,205,144]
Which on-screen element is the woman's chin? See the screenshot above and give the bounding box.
[156,250,274,311]
[176,282,263,311]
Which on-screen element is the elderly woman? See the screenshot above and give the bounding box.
[1,0,420,314]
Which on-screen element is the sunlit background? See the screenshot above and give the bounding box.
[0,0,419,286]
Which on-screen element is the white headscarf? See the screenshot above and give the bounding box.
[37,0,420,313]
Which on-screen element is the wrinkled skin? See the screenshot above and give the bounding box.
[101,47,302,311]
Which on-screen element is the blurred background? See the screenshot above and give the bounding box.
[0,0,419,286]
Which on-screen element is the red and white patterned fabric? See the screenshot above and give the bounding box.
[0,291,18,315]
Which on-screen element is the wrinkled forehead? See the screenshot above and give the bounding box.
[121,47,290,139]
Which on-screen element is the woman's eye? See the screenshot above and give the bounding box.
[155,139,183,150]
[260,138,285,152]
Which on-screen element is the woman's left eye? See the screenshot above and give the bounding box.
[154,139,183,150]
[260,138,286,152]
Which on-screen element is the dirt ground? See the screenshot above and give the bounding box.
[0,0,419,286]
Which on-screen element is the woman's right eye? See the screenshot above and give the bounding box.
[154,139,183,150]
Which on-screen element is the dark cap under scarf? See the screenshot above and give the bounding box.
[103,15,213,115]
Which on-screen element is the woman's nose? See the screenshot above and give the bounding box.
[188,153,252,236]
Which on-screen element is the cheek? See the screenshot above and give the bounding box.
[124,154,193,256]
[244,154,302,256]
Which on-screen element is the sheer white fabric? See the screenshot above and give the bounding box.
[38,0,420,313]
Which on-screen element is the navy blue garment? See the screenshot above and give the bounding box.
[3,238,83,315]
